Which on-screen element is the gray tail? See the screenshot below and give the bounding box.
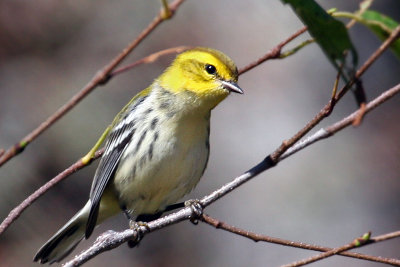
[34,202,90,264]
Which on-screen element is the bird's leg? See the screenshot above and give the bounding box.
[121,207,146,248]
[184,199,203,225]
[164,202,185,212]
[127,220,148,248]
[136,212,163,222]
[126,212,163,248]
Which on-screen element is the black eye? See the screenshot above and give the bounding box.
[205,64,216,75]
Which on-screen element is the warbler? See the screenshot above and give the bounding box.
[34,47,243,264]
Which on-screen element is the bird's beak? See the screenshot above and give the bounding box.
[221,80,244,94]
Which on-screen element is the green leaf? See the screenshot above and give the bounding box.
[361,10,400,59]
[281,0,358,81]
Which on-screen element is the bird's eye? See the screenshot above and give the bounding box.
[205,64,216,75]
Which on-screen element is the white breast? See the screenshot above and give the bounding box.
[113,88,211,216]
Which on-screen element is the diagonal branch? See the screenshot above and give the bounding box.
[282,231,400,267]
[281,82,400,160]
[201,214,400,266]
[0,149,103,235]
[270,24,400,162]
[239,26,308,75]
[0,0,186,168]
[111,46,191,77]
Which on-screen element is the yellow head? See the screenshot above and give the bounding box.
[158,47,243,109]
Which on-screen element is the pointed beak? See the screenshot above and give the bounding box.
[221,80,244,94]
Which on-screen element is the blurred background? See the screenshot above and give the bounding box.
[0,0,399,266]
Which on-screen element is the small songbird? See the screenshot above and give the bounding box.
[34,47,243,264]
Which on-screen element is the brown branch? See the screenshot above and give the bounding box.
[111,46,191,77]
[239,26,308,75]
[281,82,400,160]
[336,24,400,101]
[283,231,400,267]
[270,24,400,162]
[0,0,186,168]
[0,149,103,235]
[201,214,400,266]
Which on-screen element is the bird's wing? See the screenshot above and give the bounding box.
[85,95,148,237]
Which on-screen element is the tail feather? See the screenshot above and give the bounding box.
[34,202,90,264]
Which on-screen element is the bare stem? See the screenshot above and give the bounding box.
[201,214,400,266]
[283,231,400,267]
[239,26,308,75]
[110,46,191,77]
[0,150,104,235]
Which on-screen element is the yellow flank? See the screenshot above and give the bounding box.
[34,47,243,264]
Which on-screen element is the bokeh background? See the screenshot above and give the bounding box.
[0,1,399,266]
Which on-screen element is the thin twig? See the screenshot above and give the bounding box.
[110,46,191,77]
[201,214,400,266]
[0,150,104,235]
[0,0,186,168]
[281,83,400,160]
[63,80,400,266]
[283,231,400,267]
[270,24,400,162]
[337,24,400,101]
[239,26,308,75]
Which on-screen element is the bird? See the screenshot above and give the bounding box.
[34,47,243,264]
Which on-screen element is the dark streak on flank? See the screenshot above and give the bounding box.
[130,96,147,111]
[148,143,154,160]
[159,101,170,110]
[130,165,136,181]
[150,117,159,130]
[145,108,153,114]
[135,130,147,154]
[153,131,159,142]
[161,88,173,96]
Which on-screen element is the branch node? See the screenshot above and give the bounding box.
[161,0,173,20]
[352,102,366,126]
[354,231,372,247]
[97,72,112,86]
[324,99,336,117]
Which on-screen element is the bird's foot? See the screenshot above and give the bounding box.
[184,199,203,224]
[127,220,149,248]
